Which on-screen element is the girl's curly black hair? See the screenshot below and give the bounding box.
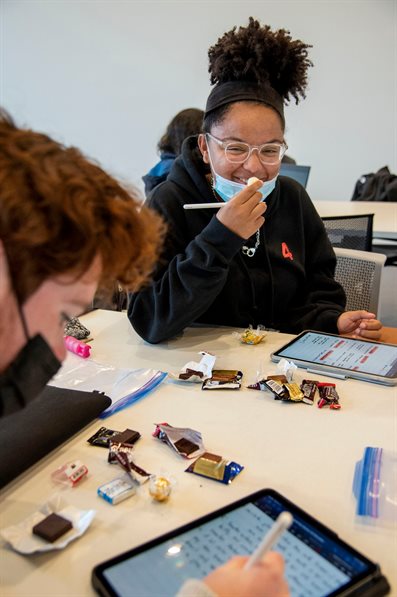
[208,17,313,105]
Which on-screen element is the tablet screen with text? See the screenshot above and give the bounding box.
[92,489,388,597]
[271,332,397,384]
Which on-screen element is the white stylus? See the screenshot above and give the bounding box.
[183,202,223,209]
[244,511,293,570]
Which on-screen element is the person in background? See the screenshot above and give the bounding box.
[0,110,289,597]
[142,108,204,195]
[128,18,382,344]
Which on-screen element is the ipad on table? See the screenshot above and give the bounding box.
[271,331,397,386]
[92,488,390,597]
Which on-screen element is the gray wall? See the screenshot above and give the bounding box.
[1,0,395,200]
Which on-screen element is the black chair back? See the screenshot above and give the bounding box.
[322,214,374,251]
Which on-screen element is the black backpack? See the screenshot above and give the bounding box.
[352,166,397,202]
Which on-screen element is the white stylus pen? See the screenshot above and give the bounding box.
[244,511,293,570]
[183,202,223,209]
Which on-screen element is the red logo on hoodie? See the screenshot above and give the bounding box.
[282,242,293,260]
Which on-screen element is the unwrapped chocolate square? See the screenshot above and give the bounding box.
[32,513,72,543]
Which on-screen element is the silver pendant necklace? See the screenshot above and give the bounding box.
[242,230,260,257]
[209,176,260,257]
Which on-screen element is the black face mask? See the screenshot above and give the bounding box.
[0,334,61,418]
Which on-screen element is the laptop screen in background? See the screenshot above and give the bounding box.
[280,164,311,188]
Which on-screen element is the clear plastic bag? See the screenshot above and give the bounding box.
[353,446,397,526]
[50,354,167,418]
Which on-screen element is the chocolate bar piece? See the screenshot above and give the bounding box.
[111,429,141,445]
[32,513,72,543]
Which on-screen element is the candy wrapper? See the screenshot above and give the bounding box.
[87,426,140,448]
[277,358,297,382]
[148,474,174,502]
[153,422,205,459]
[51,460,88,486]
[186,452,244,484]
[108,441,151,484]
[63,317,90,340]
[97,475,136,504]
[0,495,95,554]
[317,383,341,410]
[233,325,267,345]
[170,351,216,382]
[300,379,319,405]
[202,370,243,390]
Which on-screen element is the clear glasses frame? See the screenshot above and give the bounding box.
[206,132,288,165]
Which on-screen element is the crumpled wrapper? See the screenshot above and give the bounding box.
[169,351,216,383]
[153,422,205,459]
[0,495,95,555]
[277,358,297,382]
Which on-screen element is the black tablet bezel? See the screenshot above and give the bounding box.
[271,330,397,386]
[91,488,384,597]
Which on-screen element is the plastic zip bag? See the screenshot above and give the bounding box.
[353,446,397,526]
[50,354,167,418]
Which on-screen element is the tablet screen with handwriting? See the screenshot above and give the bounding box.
[92,489,388,597]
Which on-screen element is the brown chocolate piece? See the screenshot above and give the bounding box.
[174,437,200,456]
[111,429,141,445]
[32,513,72,543]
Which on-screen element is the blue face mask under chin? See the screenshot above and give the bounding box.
[213,170,278,202]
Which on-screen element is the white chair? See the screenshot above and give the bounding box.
[333,247,386,314]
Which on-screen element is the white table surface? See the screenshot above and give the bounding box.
[1,310,396,596]
[312,200,397,239]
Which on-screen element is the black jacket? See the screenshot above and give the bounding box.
[128,137,346,344]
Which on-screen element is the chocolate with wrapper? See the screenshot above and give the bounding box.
[317,383,341,410]
[233,325,267,345]
[170,351,216,383]
[301,379,319,405]
[87,426,140,448]
[109,442,151,484]
[202,369,243,390]
[153,422,205,459]
[32,513,73,543]
[186,452,244,484]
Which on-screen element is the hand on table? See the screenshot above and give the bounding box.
[337,310,382,340]
[216,179,266,240]
[203,552,290,597]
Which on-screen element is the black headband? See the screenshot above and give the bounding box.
[205,81,285,124]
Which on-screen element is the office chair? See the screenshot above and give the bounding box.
[333,247,386,313]
[322,214,374,251]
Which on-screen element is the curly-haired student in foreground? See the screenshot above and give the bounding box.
[128,18,382,344]
[0,108,289,596]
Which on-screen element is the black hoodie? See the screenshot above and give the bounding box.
[128,137,346,344]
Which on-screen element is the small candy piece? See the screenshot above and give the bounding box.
[148,475,172,502]
[153,423,205,459]
[283,382,304,402]
[97,475,136,504]
[87,426,121,448]
[51,460,88,486]
[300,380,318,405]
[264,379,290,401]
[63,316,90,340]
[236,325,267,345]
[317,383,341,410]
[247,177,261,185]
[64,335,91,358]
[32,513,72,543]
[186,452,244,484]
[202,370,243,390]
[111,429,141,445]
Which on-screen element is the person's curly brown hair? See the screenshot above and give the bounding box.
[208,17,313,105]
[0,110,166,303]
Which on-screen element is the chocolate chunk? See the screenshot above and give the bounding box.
[32,513,72,543]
